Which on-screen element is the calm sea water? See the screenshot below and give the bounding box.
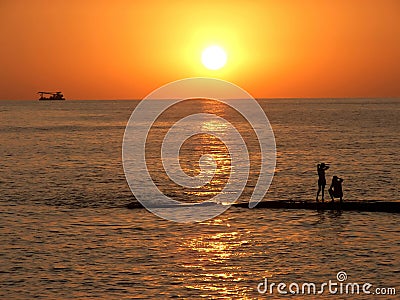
[1,99,399,298]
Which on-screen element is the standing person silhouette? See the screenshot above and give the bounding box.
[328,176,344,203]
[316,163,329,202]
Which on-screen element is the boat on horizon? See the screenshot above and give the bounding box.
[38,91,65,101]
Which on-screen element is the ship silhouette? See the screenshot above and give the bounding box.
[38,91,65,101]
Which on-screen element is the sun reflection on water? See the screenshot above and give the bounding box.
[177,217,257,297]
[200,119,229,134]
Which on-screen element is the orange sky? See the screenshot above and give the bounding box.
[1,0,399,100]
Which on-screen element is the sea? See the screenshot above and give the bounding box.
[0,99,399,299]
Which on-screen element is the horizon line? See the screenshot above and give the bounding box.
[1,96,400,101]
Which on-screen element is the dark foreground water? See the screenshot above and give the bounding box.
[0,99,399,298]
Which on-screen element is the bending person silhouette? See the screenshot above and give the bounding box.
[328,176,344,202]
[316,163,329,202]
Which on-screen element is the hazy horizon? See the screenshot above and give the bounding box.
[3,97,400,101]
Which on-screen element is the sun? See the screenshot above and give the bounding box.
[201,45,227,70]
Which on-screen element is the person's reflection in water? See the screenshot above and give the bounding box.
[316,163,329,202]
[328,176,344,203]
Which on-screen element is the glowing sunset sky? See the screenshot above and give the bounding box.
[1,0,399,100]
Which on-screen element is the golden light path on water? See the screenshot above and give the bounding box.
[179,213,319,298]
[182,220,250,296]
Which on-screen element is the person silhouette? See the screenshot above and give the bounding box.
[328,176,344,202]
[316,163,329,202]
